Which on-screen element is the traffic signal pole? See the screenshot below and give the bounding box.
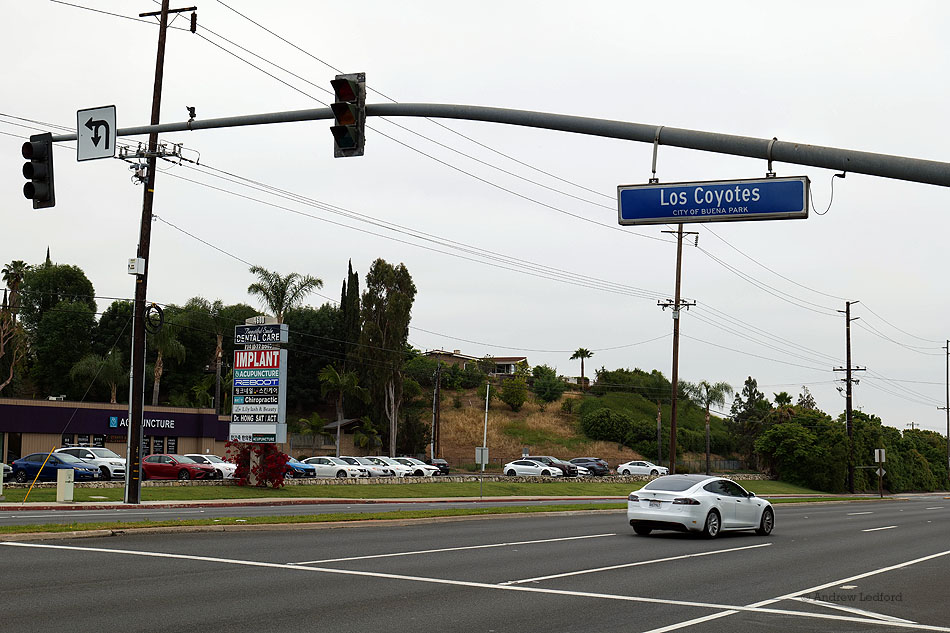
[46,103,950,188]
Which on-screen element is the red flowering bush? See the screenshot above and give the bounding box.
[224,441,290,488]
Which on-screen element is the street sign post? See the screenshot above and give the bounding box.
[77,106,117,161]
[618,176,809,226]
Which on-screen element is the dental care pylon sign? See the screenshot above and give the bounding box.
[229,347,288,443]
[618,176,809,226]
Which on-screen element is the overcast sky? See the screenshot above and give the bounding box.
[3,1,950,437]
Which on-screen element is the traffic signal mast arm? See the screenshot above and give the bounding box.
[43,103,950,187]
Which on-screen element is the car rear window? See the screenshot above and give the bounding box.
[642,475,703,492]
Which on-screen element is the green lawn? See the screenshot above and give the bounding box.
[1,478,826,504]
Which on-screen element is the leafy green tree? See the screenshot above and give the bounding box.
[247,265,323,324]
[148,314,186,406]
[284,304,343,415]
[728,376,773,466]
[318,364,369,456]
[580,407,634,444]
[91,300,133,358]
[358,259,416,456]
[32,299,96,398]
[797,386,818,410]
[499,377,528,412]
[686,380,733,474]
[569,348,593,388]
[0,305,26,394]
[69,351,125,403]
[19,262,96,332]
[531,364,566,403]
[353,416,382,452]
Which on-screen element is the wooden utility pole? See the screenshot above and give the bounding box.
[834,300,864,495]
[125,2,196,504]
[659,225,697,474]
[942,341,950,487]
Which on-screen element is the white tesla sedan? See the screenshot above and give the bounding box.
[627,475,774,538]
[617,460,668,476]
[503,459,563,477]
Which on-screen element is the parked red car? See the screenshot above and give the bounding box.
[141,454,216,480]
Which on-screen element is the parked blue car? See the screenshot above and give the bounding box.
[12,452,101,483]
[284,457,317,479]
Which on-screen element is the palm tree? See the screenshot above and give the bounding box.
[318,364,369,456]
[569,348,593,389]
[687,380,734,475]
[2,260,29,322]
[353,417,382,453]
[148,323,186,406]
[246,265,323,324]
[69,351,126,403]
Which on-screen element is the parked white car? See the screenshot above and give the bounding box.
[367,456,414,477]
[392,457,440,476]
[54,447,126,479]
[303,456,368,478]
[339,456,393,477]
[503,459,563,477]
[183,454,237,479]
[617,460,669,476]
[627,475,774,538]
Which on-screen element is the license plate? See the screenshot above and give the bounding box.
[649,500,661,508]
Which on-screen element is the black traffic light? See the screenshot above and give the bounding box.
[22,132,55,209]
[330,72,365,157]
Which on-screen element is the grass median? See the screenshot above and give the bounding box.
[2,478,825,504]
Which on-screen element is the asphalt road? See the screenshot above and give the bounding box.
[0,497,625,526]
[1,497,947,632]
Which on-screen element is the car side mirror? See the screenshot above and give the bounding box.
[747,492,755,498]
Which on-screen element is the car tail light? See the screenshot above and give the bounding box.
[672,497,700,505]
[627,493,639,502]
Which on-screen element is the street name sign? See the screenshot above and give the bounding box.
[618,176,809,226]
[77,105,117,162]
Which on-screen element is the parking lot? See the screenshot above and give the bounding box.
[2,497,947,632]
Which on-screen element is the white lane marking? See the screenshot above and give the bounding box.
[926,507,944,510]
[500,543,772,585]
[636,548,950,633]
[791,596,916,624]
[863,526,898,532]
[4,543,950,632]
[847,511,873,515]
[292,533,617,564]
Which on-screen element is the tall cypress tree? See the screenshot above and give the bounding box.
[343,260,361,370]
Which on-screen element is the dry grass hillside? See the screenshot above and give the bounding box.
[437,390,646,468]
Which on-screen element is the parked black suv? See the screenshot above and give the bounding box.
[425,458,450,475]
[570,457,610,476]
[527,456,578,477]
